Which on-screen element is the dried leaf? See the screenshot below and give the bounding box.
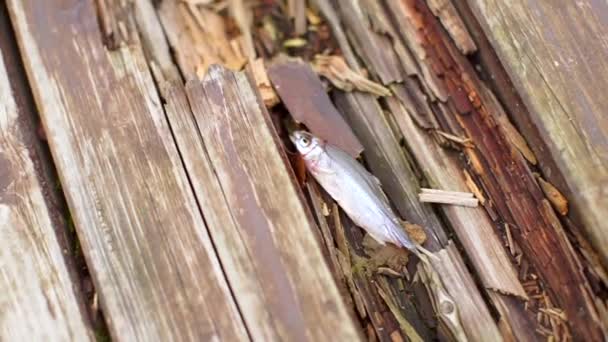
[362,235,409,271]
[402,222,427,245]
[535,175,568,215]
[283,38,308,48]
[267,59,363,157]
[312,55,391,97]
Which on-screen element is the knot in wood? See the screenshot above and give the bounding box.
[440,300,455,315]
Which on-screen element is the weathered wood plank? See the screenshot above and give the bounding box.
[0,13,92,341]
[466,0,608,268]
[387,96,538,341]
[163,83,279,341]
[383,0,604,339]
[179,65,363,341]
[7,1,248,340]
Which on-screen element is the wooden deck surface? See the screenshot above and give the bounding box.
[1,0,606,341]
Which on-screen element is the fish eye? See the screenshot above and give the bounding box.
[300,137,310,146]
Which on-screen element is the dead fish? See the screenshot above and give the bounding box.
[290,130,416,251]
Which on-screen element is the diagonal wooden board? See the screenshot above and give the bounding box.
[7,0,248,340]
[0,13,92,341]
[161,65,362,341]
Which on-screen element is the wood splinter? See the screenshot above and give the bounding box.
[418,188,478,207]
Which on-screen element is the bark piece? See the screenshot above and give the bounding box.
[268,59,363,157]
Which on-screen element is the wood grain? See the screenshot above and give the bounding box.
[314,2,502,339]
[387,96,538,341]
[466,0,608,268]
[180,65,363,341]
[0,21,92,341]
[383,0,604,339]
[7,0,248,340]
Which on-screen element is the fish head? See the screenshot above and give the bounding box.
[290,130,323,158]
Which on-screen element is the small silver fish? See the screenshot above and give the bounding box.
[290,130,415,251]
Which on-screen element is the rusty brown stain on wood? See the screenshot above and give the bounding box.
[268,59,363,157]
[7,0,249,340]
[397,0,604,340]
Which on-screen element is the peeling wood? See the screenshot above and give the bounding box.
[313,54,391,97]
[425,0,476,54]
[535,175,568,216]
[418,192,478,207]
[250,58,280,107]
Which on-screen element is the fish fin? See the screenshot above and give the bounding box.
[368,232,387,245]
[326,145,391,205]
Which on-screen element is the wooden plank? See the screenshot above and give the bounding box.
[7,1,248,340]
[0,12,93,341]
[466,0,608,268]
[178,65,362,341]
[383,0,604,340]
